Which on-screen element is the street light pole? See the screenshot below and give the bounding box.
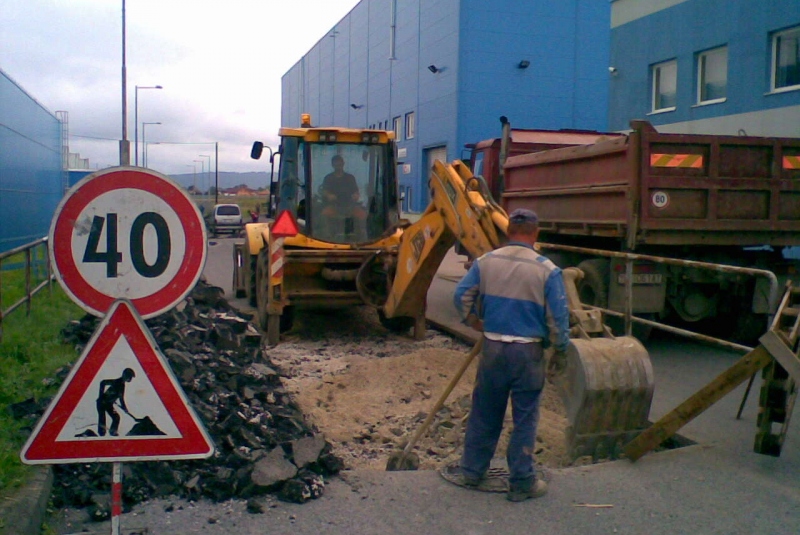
[186,164,197,190]
[143,141,218,197]
[134,85,163,166]
[199,154,211,194]
[120,0,129,165]
[142,122,161,167]
[193,160,205,193]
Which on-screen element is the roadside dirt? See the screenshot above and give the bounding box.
[267,306,580,473]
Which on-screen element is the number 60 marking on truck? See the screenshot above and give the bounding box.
[49,167,207,319]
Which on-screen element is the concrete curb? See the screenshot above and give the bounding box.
[0,466,53,535]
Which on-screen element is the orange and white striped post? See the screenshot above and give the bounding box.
[111,462,122,534]
[270,236,285,288]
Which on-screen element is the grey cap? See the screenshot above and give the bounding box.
[509,208,538,224]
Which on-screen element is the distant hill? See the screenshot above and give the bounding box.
[170,171,272,191]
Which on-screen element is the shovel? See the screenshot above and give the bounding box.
[116,402,142,422]
[386,338,483,471]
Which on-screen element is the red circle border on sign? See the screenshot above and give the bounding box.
[50,168,206,318]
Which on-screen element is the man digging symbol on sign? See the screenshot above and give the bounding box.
[95,367,167,437]
[96,368,135,436]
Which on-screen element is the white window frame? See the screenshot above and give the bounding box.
[771,26,800,93]
[405,112,415,140]
[696,46,727,105]
[393,116,402,139]
[651,59,677,113]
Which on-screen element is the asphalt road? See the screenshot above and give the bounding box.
[47,238,800,535]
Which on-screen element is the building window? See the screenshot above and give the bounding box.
[405,112,415,140]
[651,60,677,112]
[393,116,402,139]
[697,47,727,104]
[772,26,800,92]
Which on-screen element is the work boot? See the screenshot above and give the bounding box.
[460,469,483,488]
[507,479,547,502]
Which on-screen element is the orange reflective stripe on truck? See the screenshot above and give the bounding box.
[650,153,704,168]
[783,155,800,169]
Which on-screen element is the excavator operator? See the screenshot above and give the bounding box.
[320,155,366,221]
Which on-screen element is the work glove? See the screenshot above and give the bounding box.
[546,348,568,379]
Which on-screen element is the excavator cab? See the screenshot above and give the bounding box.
[241,116,408,345]
[266,119,401,245]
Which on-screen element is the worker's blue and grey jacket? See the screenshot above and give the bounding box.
[453,242,570,352]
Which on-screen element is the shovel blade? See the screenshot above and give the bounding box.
[385,451,420,471]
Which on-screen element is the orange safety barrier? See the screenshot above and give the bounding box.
[650,153,704,168]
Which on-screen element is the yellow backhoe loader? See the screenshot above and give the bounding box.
[235,116,653,459]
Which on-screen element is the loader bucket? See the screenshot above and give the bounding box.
[555,335,654,461]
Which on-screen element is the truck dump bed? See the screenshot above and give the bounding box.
[503,121,800,248]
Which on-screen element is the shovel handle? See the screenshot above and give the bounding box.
[402,338,483,455]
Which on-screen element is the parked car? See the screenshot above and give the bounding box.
[207,203,243,236]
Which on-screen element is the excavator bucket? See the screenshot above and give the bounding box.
[557,336,653,460]
[554,268,655,461]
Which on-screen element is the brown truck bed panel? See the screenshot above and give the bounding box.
[502,122,800,247]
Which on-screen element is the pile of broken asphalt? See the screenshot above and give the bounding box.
[8,281,344,524]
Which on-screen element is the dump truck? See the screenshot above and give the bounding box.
[468,119,800,342]
[466,116,624,203]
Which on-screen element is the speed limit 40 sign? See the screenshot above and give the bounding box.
[50,167,207,318]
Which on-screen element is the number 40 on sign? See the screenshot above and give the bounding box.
[49,167,208,319]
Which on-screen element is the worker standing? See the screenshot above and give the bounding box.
[453,208,570,502]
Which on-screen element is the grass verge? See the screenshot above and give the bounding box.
[0,285,82,493]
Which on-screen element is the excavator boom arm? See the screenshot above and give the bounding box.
[381,159,655,463]
[383,160,508,319]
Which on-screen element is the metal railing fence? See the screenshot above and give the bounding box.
[537,242,780,355]
[0,237,53,342]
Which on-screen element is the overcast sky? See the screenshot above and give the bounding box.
[1,0,360,176]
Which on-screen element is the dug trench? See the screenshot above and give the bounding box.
[13,280,665,525]
[270,316,580,474]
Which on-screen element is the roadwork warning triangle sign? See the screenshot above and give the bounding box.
[21,300,215,464]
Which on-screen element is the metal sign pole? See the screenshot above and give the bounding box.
[111,462,122,535]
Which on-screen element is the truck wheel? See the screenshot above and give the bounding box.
[378,310,416,334]
[244,246,258,307]
[576,259,610,309]
[257,250,295,335]
[232,245,247,298]
[256,250,269,329]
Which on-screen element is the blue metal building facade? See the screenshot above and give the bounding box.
[0,69,64,253]
[609,0,800,135]
[282,0,611,212]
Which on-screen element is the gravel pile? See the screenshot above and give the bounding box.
[12,281,343,521]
